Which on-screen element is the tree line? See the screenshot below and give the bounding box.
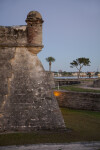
[46,57,93,78]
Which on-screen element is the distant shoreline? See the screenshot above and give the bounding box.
[54,76,98,79]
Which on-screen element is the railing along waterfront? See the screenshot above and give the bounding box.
[54,76,98,86]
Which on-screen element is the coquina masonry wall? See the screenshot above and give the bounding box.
[54,91,100,111]
[93,79,100,88]
[0,11,65,132]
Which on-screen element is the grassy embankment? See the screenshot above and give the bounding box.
[0,108,100,146]
[56,85,100,93]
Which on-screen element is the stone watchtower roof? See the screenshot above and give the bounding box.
[26,11,44,23]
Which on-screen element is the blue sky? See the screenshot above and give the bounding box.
[0,0,100,72]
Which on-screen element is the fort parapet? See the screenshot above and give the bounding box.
[0,11,65,132]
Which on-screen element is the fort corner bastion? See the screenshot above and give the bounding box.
[0,11,65,132]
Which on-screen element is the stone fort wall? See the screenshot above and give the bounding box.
[0,11,65,132]
[54,91,100,111]
[93,79,100,88]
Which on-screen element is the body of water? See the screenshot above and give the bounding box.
[54,76,98,79]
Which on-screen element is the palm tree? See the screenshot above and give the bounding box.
[46,57,55,72]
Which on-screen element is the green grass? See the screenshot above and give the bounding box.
[0,108,100,146]
[58,85,100,93]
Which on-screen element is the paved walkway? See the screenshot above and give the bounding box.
[79,85,100,90]
[0,142,100,150]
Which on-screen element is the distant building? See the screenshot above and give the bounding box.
[98,73,100,78]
